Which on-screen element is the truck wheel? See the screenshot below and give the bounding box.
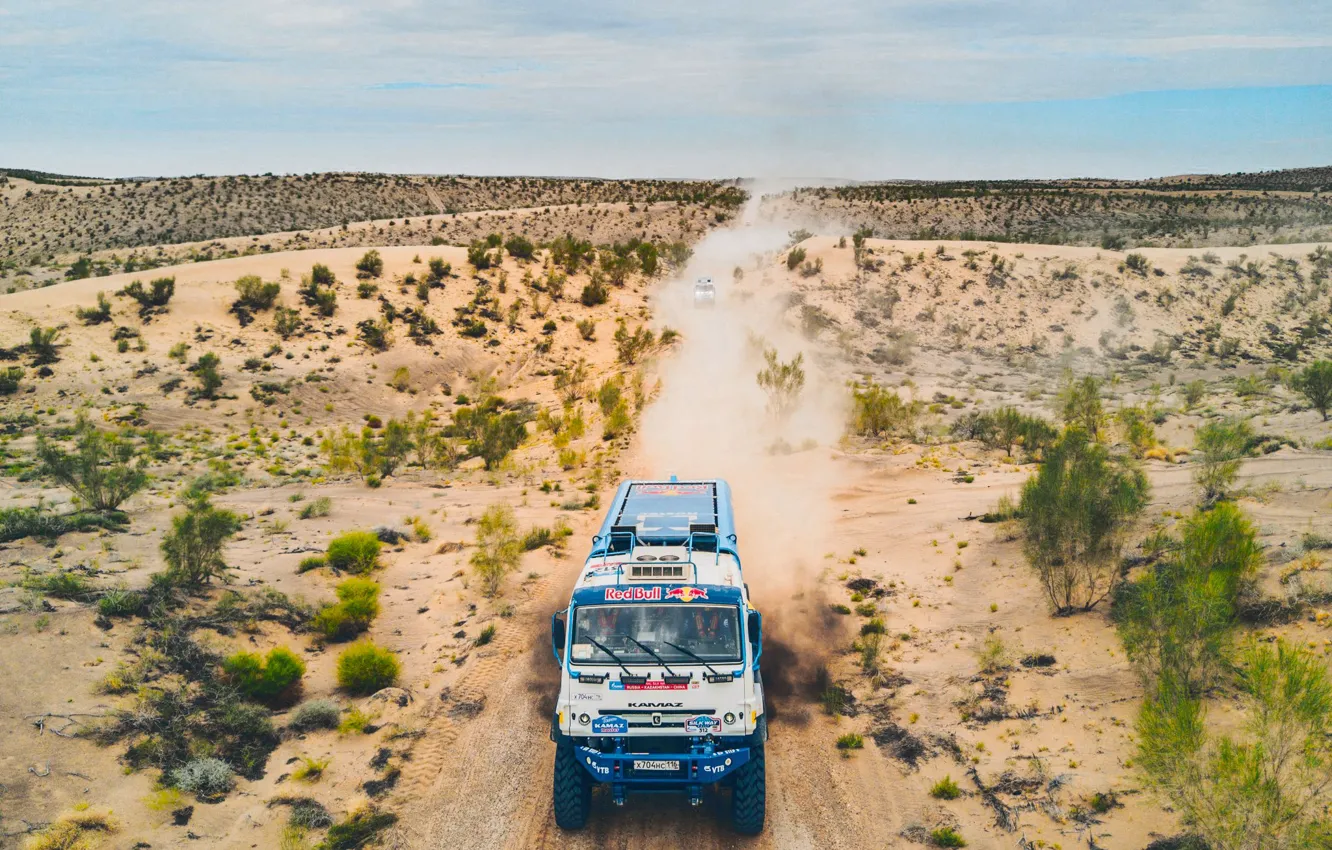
[553,743,591,830]
[731,746,766,835]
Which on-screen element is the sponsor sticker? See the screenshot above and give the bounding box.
[591,715,628,735]
[604,586,662,602]
[634,483,710,496]
[664,586,708,603]
[609,680,689,691]
[684,715,721,735]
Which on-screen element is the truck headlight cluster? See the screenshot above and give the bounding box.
[724,712,736,725]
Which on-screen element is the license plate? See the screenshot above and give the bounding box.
[632,759,680,772]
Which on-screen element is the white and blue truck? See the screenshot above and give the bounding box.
[549,478,766,834]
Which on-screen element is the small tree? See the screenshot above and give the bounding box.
[191,353,224,399]
[161,498,242,586]
[355,250,384,279]
[1116,503,1261,695]
[849,379,920,438]
[1058,374,1105,439]
[1182,379,1208,410]
[471,412,526,470]
[1292,360,1332,421]
[580,273,609,307]
[504,235,535,261]
[427,257,451,283]
[1193,418,1253,505]
[37,422,149,512]
[1020,428,1148,614]
[273,306,302,339]
[233,276,281,311]
[471,504,522,596]
[757,348,806,418]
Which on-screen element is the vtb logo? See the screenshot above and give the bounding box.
[665,586,708,603]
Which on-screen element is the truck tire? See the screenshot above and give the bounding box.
[553,742,591,830]
[731,746,766,835]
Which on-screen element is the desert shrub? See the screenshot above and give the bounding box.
[161,498,243,586]
[426,257,451,283]
[930,826,967,847]
[313,577,381,641]
[288,798,334,830]
[471,503,522,597]
[849,378,920,438]
[98,587,144,617]
[930,776,961,800]
[37,421,148,512]
[757,348,805,418]
[23,569,94,600]
[1122,253,1151,275]
[288,699,341,732]
[233,276,281,311]
[357,318,392,351]
[223,646,305,704]
[27,810,118,850]
[28,326,63,364]
[1182,379,1207,410]
[119,277,175,316]
[504,235,535,260]
[171,757,235,800]
[320,807,399,850]
[976,635,1010,673]
[1292,360,1332,421]
[1020,429,1149,614]
[1137,640,1332,850]
[579,275,609,307]
[0,366,22,395]
[1117,405,1158,458]
[297,555,326,573]
[274,306,302,339]
[1116,503,1260,695]
[190,352,224,399]
[326,531,381,574]
[612,321,655,365]
[300,496,332,519]
[336,641,400,694]
[1058,373,1105,439]
[1193,418,1253,505]
[835,732,864,750]
[355,250,383,279]
[76,291,113,325]
[787,246,807,270]
[469,410,526,470]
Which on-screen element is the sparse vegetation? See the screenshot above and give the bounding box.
[336,641,400,694]
[326,531,381,574]
[756,348,805,418]
[471,503,522,597]
[1193,418,1253,505]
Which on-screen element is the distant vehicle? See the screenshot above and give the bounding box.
[549,478,766,834]
[693,277,716,308]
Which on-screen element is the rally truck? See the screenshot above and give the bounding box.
[549,478,766,834]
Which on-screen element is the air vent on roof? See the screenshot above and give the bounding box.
[635,554,658,562]
[629,563,687,580]
[659,554,680,561]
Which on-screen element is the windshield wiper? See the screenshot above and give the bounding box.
[585,637,634,678]
[624,636,681,679]
[663,641,722,676]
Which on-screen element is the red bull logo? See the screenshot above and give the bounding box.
[665,586,708,603]
[604,586,662,602]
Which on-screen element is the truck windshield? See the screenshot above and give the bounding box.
[571,604,741,665]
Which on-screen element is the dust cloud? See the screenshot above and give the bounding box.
[634,183,850,712]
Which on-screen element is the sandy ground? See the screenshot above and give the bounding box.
[1,213,1330,850]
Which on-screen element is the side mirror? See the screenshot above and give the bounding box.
[747,610,762,648]
[551,613,566,662]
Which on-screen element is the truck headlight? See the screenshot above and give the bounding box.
[578,713,591,725]
[724,712,736,725]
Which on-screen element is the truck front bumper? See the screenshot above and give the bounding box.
[574,745,751,787]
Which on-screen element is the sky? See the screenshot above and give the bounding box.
[1,0,1330,180]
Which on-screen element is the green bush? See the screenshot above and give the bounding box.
[223,646,306,703]
[298,555,327,573]
[37,421,148,512]
[1292,360,1332,421]
[313,578,381,641]
[24,569,93,600]
[930,775,961,800]
[161,498,242,586]
[327,531,381,573]
[0,366,22,395]
[835,732,863,750]
[930,826,967,848]
[233,276,281,311]
[471,504,521,597]
[355,250,384,279]
[336,641,400,694]
[97,587,143,617]
[320,807,398,850]
[299,496,332,519]
[1193,418,1253,505]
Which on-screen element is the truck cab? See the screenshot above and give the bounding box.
[550,479,766,834]
[693,277,717,308]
